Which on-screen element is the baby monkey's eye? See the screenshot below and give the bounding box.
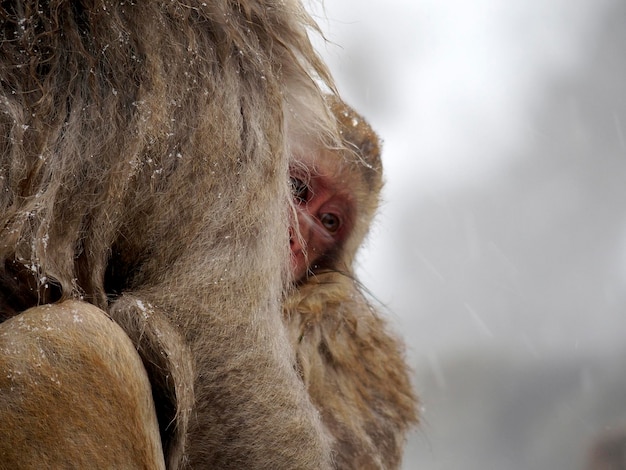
[320,213,340,233]
[290,177,309,203]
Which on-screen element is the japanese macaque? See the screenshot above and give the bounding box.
[284,97,419,469]
[0,1,340,468]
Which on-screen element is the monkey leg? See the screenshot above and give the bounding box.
[0,300,165,470]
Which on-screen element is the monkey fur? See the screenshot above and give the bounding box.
[0,1,339,468]
[285,98,418,469]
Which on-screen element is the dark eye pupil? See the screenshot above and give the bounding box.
[290,177,309,203]
[320,213,340,233]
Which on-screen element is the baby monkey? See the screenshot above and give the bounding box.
[285,97,418,469]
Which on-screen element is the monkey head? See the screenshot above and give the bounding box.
[289,97,383,282]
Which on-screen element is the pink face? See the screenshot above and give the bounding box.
[289,168,353,282]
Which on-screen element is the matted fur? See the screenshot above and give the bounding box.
[0,1,340,468]
[284,101,418,468]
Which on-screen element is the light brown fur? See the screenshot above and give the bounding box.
[0,1,340,468]
[0,301,164,469]
[285,99,418,469]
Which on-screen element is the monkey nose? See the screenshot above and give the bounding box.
[289,226,303,254]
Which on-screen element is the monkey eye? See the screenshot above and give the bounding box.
[320,213,340,233]
[290,177,309,203]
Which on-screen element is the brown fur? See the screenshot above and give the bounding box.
[285,99,418,469]
[0,301,164,469]
[0,1,340,468]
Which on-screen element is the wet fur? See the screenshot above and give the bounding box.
[0,1,338,468]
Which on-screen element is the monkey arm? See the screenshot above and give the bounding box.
[111,289,334,469]
[108,295,194,469]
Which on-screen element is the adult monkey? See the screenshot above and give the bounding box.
[0,1,339,468]
[285,97,419,469]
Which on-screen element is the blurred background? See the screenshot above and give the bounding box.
[308,0,626,468]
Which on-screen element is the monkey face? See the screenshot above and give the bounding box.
[289,170,353,282]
